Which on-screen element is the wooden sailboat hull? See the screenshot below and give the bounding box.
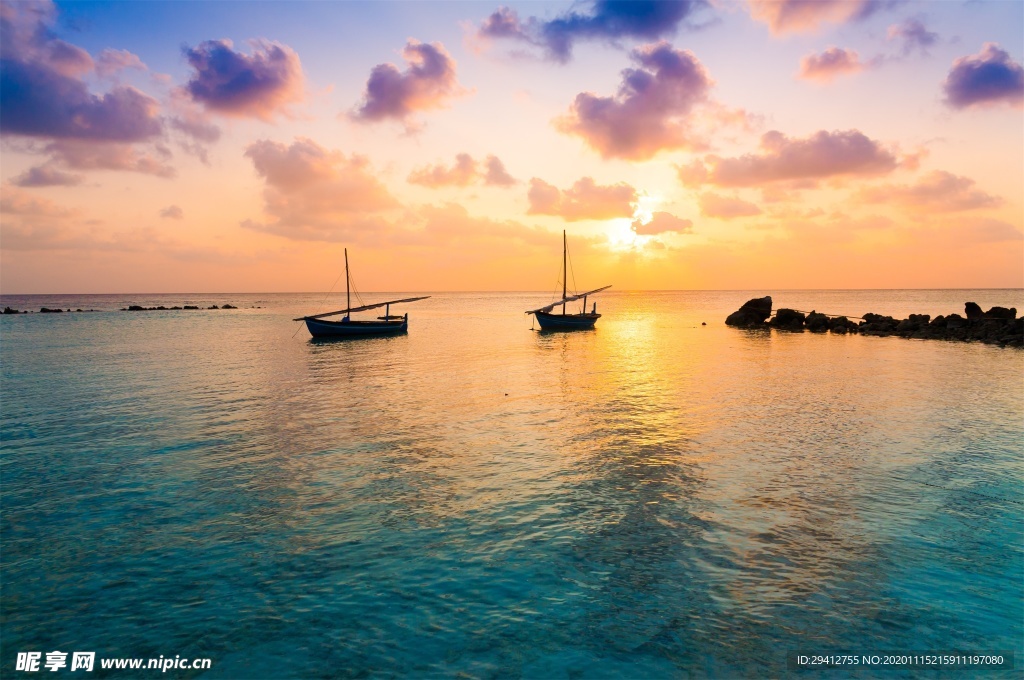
[534,311,601,331]
[305,316,408,338]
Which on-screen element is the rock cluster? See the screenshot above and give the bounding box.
[725,297,1022,347]
[122,304,238,311]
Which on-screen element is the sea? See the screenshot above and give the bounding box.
[2,289,1022,678]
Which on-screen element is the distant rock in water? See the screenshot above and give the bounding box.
[221,304,237,309]
[984,306,1016,319]
[39,307,63,313]
[724,296,1022,347]
[3,307,19,315]
[208,305,219,309]
[725,296,772,327]
[770,308,806,331]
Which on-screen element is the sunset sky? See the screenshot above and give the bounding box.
[1,0,1022,293]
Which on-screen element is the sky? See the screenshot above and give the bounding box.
[1,0,1022,294]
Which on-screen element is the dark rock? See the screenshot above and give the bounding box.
[208,305,219,309]
[945,314,965,329]
[771,308,806,330]
[828,316,857,334]
[127,305,145,311]
[184,305,199,310]
[725,296,772,327]
[3,307,18,314]
[805,311,830,332]
[965,302,983,320]
[221,304,237,309]
[39,307,63,313]
[984,306,1016,320]
[896,314,931,334]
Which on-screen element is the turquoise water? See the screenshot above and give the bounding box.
[2,290,1022,678]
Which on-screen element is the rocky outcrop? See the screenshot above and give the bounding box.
[725,296,772,327]
[725,298,1023,347]
[771,308,806,331]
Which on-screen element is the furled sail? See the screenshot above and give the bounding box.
[294,296,430,321]
[526,285,611,314]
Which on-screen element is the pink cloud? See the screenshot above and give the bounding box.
[857,170,1003,212]
[748,0,893,35]
[699,192,762,219]
[943,43,1024,110]
[631,212,693,235]
[160,205,184,220]
[527,177,637,221]
[96,49,147,78]
[352,40,467,128]
[408,153,517,188]
[887,18,938,56]
[798,47,864,82]
[183,39,305,120]
[243,137,399,242]
[696,129,899,187]
[556,41,713,160]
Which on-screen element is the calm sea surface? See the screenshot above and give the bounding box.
[2,290,1022,678]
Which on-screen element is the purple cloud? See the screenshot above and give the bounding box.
[700,130,899,187]
[557,41,713,160]
[11,165,83,187]
[1,58,162,142]
[352,40,466,127]
[527,177,636,221]
[943,43,1024,109]
[887,18,937,56]
[478,1,708,63]
[184,39,304,120]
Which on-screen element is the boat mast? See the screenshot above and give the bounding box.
[345,248,350,317]
[562,230,567,315]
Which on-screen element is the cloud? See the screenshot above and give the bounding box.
[10,165,83,187]
[1,59,163,141]
[798,47,864,82]
[943,43,1024,109]
[243,137,399,242]
[44,140,176,177]
[183,39,305,120]
[856,170,1003,212]
[476,1,709,63]
[160,205,184,220]
[351,40,467,128]
[556,41,713,160]
[0,1,193,179]
[408,153,516,188]
[747,0,896,35]
[946,218,1022,243]
[483,155,516,187]
[699,192,762,219]
[692,129,899,187]
[631,211,693,235]
[96,48,146,78]
[527,176,637,221]
[887,18,937,56]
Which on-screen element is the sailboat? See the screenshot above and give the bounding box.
[526,230,610,331]
[294,249,429,339]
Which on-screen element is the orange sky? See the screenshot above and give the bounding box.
[1,0,1021,293]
